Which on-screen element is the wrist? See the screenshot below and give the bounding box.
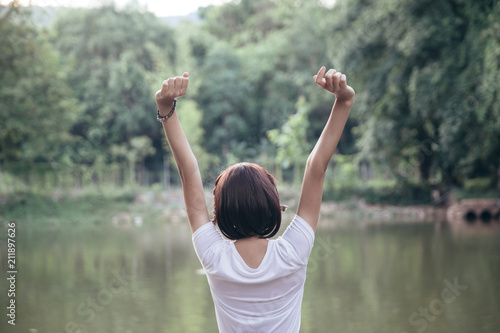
[334,95,355,107]
[157,99,175,116]
[156,99,177,122]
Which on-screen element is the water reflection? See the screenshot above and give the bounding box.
[0,219,499,333]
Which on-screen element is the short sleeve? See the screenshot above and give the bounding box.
[281,215,315,263]
[192,222,225,267]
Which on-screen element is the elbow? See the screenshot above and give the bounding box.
[305,155,328,179]
[305,155,315,172]
[178,159,201,183]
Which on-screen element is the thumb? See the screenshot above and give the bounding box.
[183,72,189,78]
[339,74,347,88]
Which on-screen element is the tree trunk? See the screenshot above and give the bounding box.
[418,147,433,184]
[293,162,302,187]
[222,114,229,164]
[137,160,144,186]
[74,168,82,191]
[275,161,282,184]
[497,158,500,190]
[129,161,135,186]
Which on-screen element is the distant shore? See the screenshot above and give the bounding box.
[0,187,498,227]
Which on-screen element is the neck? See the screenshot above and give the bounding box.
[236,235,267,242]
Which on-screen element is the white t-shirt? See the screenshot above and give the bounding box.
[192,215,315,333]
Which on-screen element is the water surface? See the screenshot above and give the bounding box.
[1,217,499,333]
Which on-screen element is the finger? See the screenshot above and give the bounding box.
[316,66,326,86]
[325,69,336,92]
[183,72,189,78]
[332,72,342,91]
[165,78,175,96]
[180,76,189,95]
[174,76,182,96]
[339,74,347,88]
[315,66,326,86]
[161,79,169,96]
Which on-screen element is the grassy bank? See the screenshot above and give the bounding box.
[324,184,500,206]
[0,190,136,225]
[1,183,498,226]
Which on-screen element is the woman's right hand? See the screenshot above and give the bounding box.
[155,72,189,112]
[313,66,355,102]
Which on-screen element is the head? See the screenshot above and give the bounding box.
[212,162,282,240]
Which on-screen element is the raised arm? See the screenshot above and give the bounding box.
[155,73,210,233]
[297,67,355,231]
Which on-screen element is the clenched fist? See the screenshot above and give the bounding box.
[313,66,355,103]
[155,72,189,115]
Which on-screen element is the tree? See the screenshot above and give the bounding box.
[0,4,79,165]
[196,44,255,163]
[330,0,500,187]
[196,0,338,165]
[51,5,177,170]
[267,96,311,184]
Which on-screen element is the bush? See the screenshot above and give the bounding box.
[0,191,134,225]
[324,183,433,206]
[463,177,493,191]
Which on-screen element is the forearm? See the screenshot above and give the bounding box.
[155,73,209,232]
[297,67,354,230]
[306,98,353,176]
[159,103,199,178]
[159,103,209,231]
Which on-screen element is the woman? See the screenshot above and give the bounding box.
[155,66,355,332]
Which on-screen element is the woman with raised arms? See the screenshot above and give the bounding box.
[154,66,355,332]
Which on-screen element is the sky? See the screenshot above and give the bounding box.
[3,0,233,17]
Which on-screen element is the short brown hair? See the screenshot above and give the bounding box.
[212,162,282,240]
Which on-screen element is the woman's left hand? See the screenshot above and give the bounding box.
[313,66,355,103]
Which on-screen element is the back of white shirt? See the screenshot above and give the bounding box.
[192,215,315,333]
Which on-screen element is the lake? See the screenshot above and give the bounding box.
[1,216,499,333]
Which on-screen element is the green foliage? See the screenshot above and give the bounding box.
[0,5,79,162]
[463,177,494,191]
[176,100,218,178]
[324,183,434,206]
[454,187,500,200]
[111,136,156,184]
[0,190,135,224]
[1,0,499,203]
[324,154,361,190]
[51,5,176,167]
[196,44,255,162]
[267,96,311,184]
[267,97,310,166]
[332,0,500,186]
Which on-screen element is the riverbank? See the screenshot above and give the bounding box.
[0,186,498,226]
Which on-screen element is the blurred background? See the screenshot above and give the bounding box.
[0,0,499,332]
